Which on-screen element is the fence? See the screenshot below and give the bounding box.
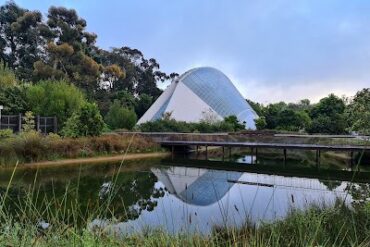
[0,114,57,134]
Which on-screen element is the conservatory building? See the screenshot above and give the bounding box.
[137,67,258,129]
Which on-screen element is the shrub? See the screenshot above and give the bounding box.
[26,80,87,127]
[0,129,13,138]
[105,100,137,130]
[22,111,35,132]
[138,115,245,133]
[62,103,105,137]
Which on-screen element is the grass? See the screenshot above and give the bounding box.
[0,157,370,246]
[1,132,369,246]
[0,186,370,246]
[0,131,162,167]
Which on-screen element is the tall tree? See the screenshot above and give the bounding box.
[0,1,44,80]
[33,6,101,94]
[308,94,347,134]
[346,88,370,134]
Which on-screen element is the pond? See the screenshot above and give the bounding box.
[0,151,369,235]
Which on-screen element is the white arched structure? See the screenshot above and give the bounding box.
[137,67,258,129]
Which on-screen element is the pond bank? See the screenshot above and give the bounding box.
[2,152,170,170]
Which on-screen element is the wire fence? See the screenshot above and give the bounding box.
[0,114,57,134]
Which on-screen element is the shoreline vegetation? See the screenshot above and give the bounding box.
[3,152,169,170]
[0,132,163,167]
[0,164,369,246]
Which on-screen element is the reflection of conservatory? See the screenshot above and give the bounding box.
[137,67,258,129]
[151,167,242,206]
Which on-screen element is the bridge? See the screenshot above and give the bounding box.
[158,140,370,166]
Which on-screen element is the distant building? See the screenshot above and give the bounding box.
[137,67,258,129]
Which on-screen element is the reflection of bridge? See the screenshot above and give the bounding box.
[159,140,370,166]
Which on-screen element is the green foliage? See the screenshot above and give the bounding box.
[346,88,370,135]
[277,109,311,131]
[0,85,28,114]
[255,116,267,130]
[0,2,43,80]
[308,94,347,134]
[0,129,13,138]
[223,115,246,131]
[105,100,137,130]
[138,115,244,133]
[22,111,35,132]
[26,80,86,127]
[62,102,104,137]
[135,93,153,118]
[257,102,311,131]
[0,61,17,87]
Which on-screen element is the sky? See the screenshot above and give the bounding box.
[7,0,370,104]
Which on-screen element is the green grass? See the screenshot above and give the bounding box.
[1,162,370,247]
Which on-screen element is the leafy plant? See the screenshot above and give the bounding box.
[105,100,137,130]
[62,102,104,137]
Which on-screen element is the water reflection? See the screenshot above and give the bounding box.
[92,165,353,234]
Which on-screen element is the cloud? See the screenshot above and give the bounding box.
[11,0,370,103]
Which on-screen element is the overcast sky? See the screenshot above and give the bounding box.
[8,0,370,104]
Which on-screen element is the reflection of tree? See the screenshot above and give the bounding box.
[99,172,165,221]
[0,168,165,225]
[345,183,370,208]
[320,180,342,191]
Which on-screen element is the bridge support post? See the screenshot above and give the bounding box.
[183,146,186,158]
[350,151,354,168]
[171,146,174,160]
[255,148,258,164]
[196,145,199,159]
[205,145,208,160]
[251,148,254,164]
[283,149,287,166]
[222,146,225,161]
[229,147,232,160]
[316,150,321,169]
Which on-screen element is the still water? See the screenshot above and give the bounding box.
[0,153,369,235]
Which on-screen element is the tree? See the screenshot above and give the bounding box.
[255,116,267,130]
[99,64,126,90]
[135,94,153,118]
[308,94,347,134]
[0,2,44,80]
[277,109,311,131]
[223,115,246,131]
[26,80,86,127]
[32,6,102,94]
[105,100,137,130]
[246,99,264,116]
[0,86,28,114]
[264,102,287,129]
[0,61,17,87]
[346,88,370,134]
[62,102,104,137]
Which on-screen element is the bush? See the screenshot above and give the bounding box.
[255,116,267,130]
[62,102,105,137]
[0,129,13,138]
[138,115,245,133]
[26,80,87,127]
[105,100,137,130]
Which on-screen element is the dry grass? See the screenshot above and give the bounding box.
[0,132,162,167]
